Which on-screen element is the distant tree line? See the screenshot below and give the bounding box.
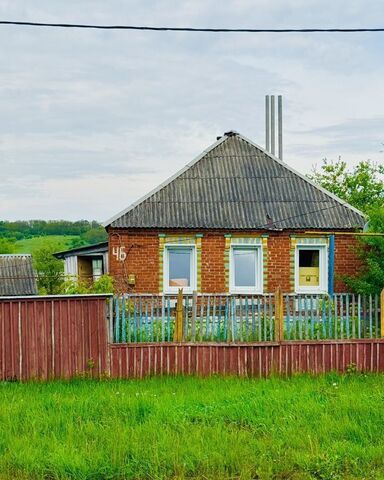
[0,220,107,255]
[0,220,102,239]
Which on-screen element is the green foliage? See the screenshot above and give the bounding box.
[80,226,107,245]
[310,158,384,293]
[310,158,384,213]
[0,375,384,479]
[91,274,114,293]
[33,242,64,294]
[0,237,16,254]
[60,274,114,295]
[66,237,87,250]
[64,227,107,250]
[344,208,384,294]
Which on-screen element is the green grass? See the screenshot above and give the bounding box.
[13,235,80,254]
[0,374,384,479]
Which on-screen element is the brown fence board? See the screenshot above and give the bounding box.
[0,295,110,381]
[109,340,384,378]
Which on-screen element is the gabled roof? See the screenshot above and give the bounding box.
[0,254,38,296]
[54,241,108,259]
[104,131,365,231]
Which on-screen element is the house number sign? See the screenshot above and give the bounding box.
[112,246,127,262]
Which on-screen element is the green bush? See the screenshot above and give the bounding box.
[60,274,114,295]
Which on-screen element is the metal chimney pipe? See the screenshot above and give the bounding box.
[265,95,270,152]
[278,95,283,161]
[270,95,275,156]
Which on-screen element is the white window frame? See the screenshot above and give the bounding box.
[163,244,196,294]
[229,244,263,294]
[295,244,328,294]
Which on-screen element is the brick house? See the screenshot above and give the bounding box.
[104,131,365,294]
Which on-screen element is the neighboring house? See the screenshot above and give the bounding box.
[54,242,108,283]
[104,131,365,294]
[0,254,38,296]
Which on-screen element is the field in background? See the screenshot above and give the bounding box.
[14,235,80,254]
[0,374,383,479]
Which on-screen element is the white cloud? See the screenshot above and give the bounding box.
[0,0,383,220]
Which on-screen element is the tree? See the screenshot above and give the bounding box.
[80,227,107,245]
[310,158,384,213]
[311,157,384,293]
[0,238,16,254]
[343,208,384,294]
[33,242,64,294]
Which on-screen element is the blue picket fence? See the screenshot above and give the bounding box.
[110,292,382,343]
[284,293,381,340]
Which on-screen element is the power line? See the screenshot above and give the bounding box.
[0,21,383,33]
[253,200,362,230]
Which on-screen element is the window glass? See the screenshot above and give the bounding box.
[233,249,257,287]
[298,249,320,287]
[168,248,191,287]
[299,249,319,268]
[92,258,103,280]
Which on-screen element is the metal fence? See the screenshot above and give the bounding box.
[111,291,383,343]
[111,294,275,343]
[284,293,381,340]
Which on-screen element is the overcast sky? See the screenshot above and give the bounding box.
[0,1,383,222]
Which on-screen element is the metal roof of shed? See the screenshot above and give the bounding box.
[54,241,108,259]
[105,132,365,230]
[0,254,38,296]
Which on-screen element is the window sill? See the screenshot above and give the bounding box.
[229,290,263,295]
[295,289,328,295]
[163,289,196,295]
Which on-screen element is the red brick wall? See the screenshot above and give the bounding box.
[108,228,362,294]
[201,234,226,293]
[334,235,362,292]
[109,230,159,293]
[267,233,292,292]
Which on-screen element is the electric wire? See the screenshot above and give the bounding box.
[0,21,383,33]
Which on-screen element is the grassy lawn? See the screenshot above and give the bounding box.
[14,235,80,254]
[0,374,383,479]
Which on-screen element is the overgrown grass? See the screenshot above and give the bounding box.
[0,374,384,479]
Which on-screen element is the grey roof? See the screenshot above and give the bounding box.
[54,241,108,259]
[105,132,365,231]
[0,255,38,296]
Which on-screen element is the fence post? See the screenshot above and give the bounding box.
[191,291,197,342]
[381,288,384,338]
[275,286,284,342]
[174,288,184,342]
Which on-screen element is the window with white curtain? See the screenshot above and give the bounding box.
[230,245,262,293]
[164,245,196,293]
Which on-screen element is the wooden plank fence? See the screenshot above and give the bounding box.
[110,340,384,378]
[0,291,384,381]
[0,295,111,381]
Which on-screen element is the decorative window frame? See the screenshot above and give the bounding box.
[291,237,329,294]
[158,234,202,293]
[224,235,267,293]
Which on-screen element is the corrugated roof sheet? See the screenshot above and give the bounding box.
[54,241,108,259]
[0,255,38,296]
[107,132,365,230]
